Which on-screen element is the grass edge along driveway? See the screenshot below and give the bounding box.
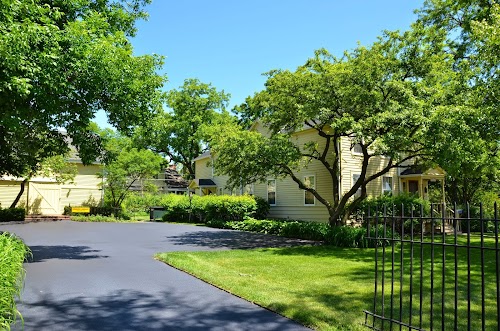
[156,246,373,331]
[156,238,499,331]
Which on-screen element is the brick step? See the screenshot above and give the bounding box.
[24,215,71,223]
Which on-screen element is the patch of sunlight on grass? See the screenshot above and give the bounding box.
[156,246,373,330]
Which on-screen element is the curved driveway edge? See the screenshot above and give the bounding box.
[1,221,312,331]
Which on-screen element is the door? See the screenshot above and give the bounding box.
[408,180,419,195]
[29,183,61,214]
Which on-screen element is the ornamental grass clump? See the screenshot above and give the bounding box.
[0,232,30,330]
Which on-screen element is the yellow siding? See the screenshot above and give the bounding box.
[0,163,101,214]
[339,137,399,198]
[200,121,410,222]
[0,181,27,209]
[195,158,212,179]
[60,164,102,212]
[250,128,336,222]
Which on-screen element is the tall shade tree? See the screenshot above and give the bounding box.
[134,78,230,178]
[417,0,500,203]
[0,0,166,177]
[208,30,453,226]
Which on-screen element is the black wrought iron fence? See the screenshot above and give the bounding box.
[363,203,499,331]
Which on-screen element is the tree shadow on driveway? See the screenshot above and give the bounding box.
[165,230,319,250]
[27,245,109,263]
[14,289,309,331]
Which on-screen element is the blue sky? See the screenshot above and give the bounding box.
[94,0,424,128]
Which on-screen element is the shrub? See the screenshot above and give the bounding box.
[202,195,257,222]
[123,193,165,215]
[160,194,262,223]
[205,217,392,248]
[351,193,430,234]
[0,207,25,222]
[71,215,135,222]
[0,232,30,329]
[160,195,195,223]
[253,195,270,219]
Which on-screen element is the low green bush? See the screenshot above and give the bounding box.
[0,207,25,222]
[0,232,30,329]
[71,215,135,223]
[205,217,392,248]
[350,193,430,234]
[123,193,164,215]
[160,194,267,223]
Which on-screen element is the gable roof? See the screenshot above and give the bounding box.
[192,151,211,162]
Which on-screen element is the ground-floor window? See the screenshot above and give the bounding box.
[267,179,276,205]
[382,176,393,195]
[352,173,361,198]
[304,175,315,205]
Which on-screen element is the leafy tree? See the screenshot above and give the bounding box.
[417,0,500,204]
[10,155,78,209]
[0,0,165,177]
[134,78,230,178]
[101,148,164,210]
[208,30,453,226]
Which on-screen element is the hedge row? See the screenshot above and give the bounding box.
[160,195,269,223]
[0,232,30,329]
[0,208,25,222]
[205,218,393,248]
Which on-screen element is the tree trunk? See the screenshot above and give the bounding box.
[10,179,27,208]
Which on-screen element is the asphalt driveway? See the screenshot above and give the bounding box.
[1,221,312,331]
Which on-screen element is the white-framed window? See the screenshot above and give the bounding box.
[218,187,223,195]
[267,179,276,205]
[304,175,315,205]
[350,137,363,155]
[352,173,361,198]
[382,176,393,195]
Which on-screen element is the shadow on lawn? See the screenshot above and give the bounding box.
[166,230,318,250]
[27,245,109,263]
[14,289,307,331]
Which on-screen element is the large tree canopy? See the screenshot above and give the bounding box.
[134,78,230,178]
[417,0,500,203]
[208,30,454,226]
[0,0,166,177]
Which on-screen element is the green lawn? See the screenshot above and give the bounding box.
[156,235,500,331]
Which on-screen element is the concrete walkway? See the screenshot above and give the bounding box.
[1,221,312,331]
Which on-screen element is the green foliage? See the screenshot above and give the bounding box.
[206,218,391,248]
[160,195,195,223]
[134,79,230,177]
[253,195,271,220]
[208,29,454,225]
[350,193,430,235]
[101,147,164,209]
[122,193,164,215]
[416,1,500,204]
[159,194,266,223]
[0,0,165,177]
[351,193,431,218]
[0,207,25,222]
[71,215,135,223]
[0,232,30,330]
